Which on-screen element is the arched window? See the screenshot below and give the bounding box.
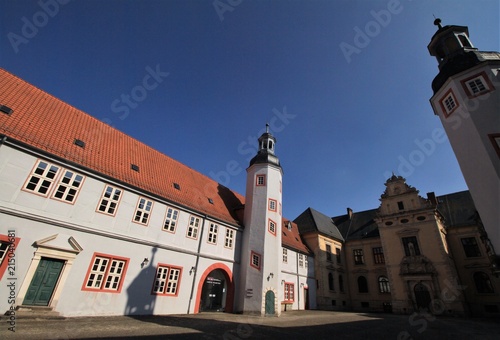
[474,272,494,293]
[328,272,334,290]
[339,275,344,292]
[378,276,390,293]
[358,276,368,293]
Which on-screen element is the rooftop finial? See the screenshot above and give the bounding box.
[265,123,269,133]
[433,17,442,29]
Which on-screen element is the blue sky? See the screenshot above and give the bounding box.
[1,0,499,220]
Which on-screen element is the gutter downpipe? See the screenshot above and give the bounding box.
[187,214,208,314]
[296,251,301,310]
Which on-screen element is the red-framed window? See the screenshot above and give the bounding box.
[460,71,494,98]
[284,282,294,302]
[0,232,21,280]
[151,264,182,296]
[250,251,261,270]
[23,160,60,197]
[96,185,122,216]
[439,89,459,118]
[268,199,277,212]
[133,197,154,225]
[268,219,277,236]
[163,206,180,233]
[51,169,85,204]
[82,253,129,293]
[256,174,266,186]
[488,133,500,158]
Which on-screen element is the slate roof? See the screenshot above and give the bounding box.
[436,190,479,227]
[294,207,344,242]
[0,68,245,226]
[333,209,379,241]
[281,218,311,255]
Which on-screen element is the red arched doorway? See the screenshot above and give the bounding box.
[194,263,234,313]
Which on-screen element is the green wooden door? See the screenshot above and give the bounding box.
[23,258,64,306]
[265,290,275,315]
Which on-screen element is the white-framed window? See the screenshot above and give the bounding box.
[187,216,201,239]
[298,254,304,267]
[440,89,459,117]
[251,251,261,270]
[224,229,234,249]
[284,282,294,302]
[83,254,128,293]
[305,256,308,268]
[52,170,84,203]
[268,199,277,212]
[283,248,288,263]
[152,264,182,296]
[97,185,122,215]
[163,207,179,233]
[133,197,153,225]
[207,223,218,244]
[268,219,276,235]
[24,160,60,196]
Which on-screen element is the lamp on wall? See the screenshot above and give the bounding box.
[281,280,285,285]
[190,266,196,275]
[267,272,274,281]
[141,258,149,268]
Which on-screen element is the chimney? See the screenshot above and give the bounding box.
[427,192,437,206]
[347,207,353,219]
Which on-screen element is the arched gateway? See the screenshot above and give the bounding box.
[194,263,234,313]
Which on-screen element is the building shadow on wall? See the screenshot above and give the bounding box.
[217,184,244,223]
[125,247,158,316]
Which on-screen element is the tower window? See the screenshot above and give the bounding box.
[488,134,500,158]
[461,72,493,98]
[397,201,405,210]
[439,90,459,118]
[250,251,261,270]
[268,199,277,212]
[256,175,266,186]
[268,219,277,235]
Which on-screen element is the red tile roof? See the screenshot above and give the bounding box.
[282,219,311,254]
[0,68,245,226]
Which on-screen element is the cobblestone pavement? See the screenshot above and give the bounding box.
[1,310,499,339]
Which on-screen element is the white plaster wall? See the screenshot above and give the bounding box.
[0,145,243,316]
[431,64,500,253]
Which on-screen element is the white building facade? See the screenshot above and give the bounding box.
[0,68,314,317]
